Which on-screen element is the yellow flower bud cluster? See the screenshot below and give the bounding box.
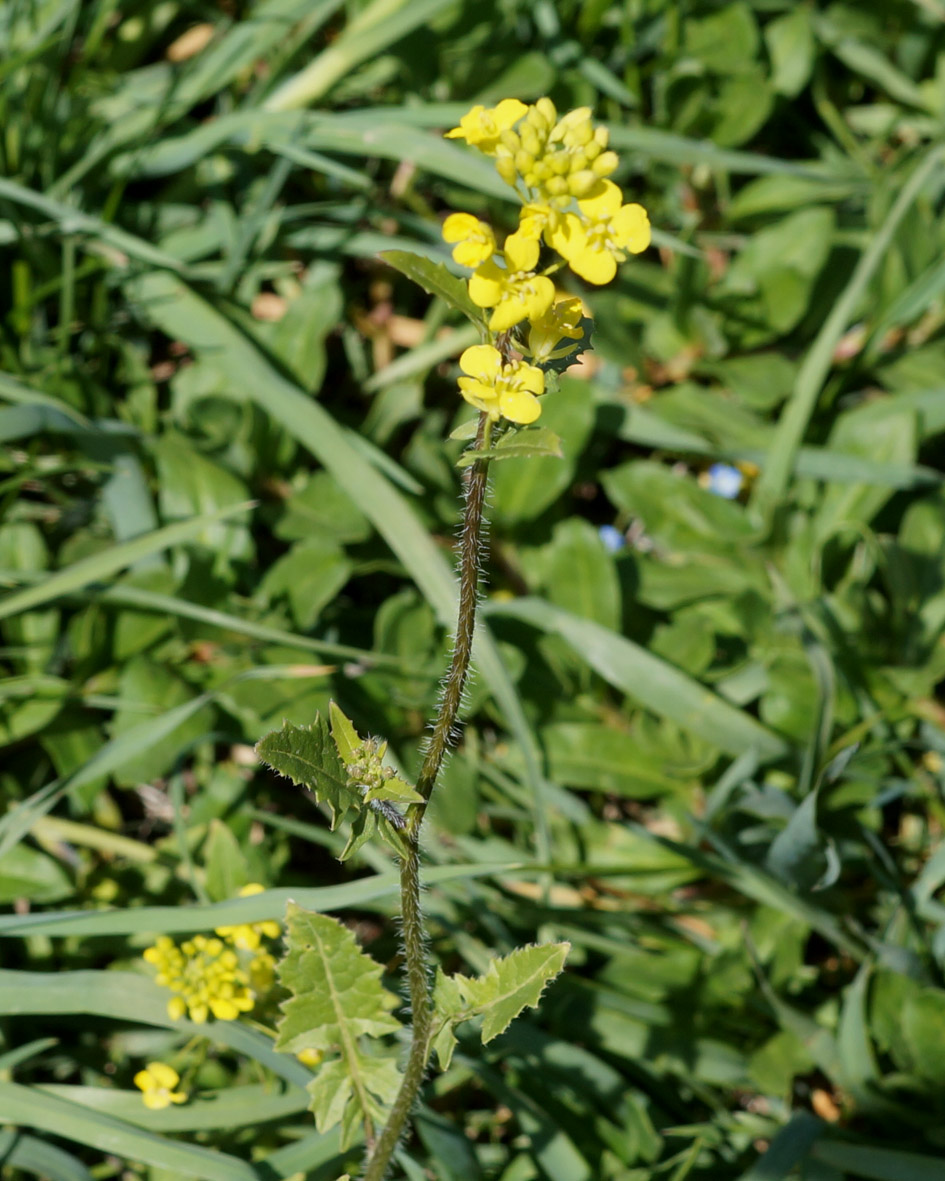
[493,99,618,208]
[143,884,281,1024]
[440,98,651,424]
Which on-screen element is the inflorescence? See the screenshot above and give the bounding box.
[443,98,651,425]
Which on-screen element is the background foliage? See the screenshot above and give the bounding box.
[2,0,945,1178]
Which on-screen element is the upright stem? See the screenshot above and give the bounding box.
[361,413,491,1181]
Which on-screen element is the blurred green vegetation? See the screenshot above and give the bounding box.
[2,0,945,1178]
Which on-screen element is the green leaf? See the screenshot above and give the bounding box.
[328,701,362,766]
[275,904,403,1146]
[432,942,569,1067]
[380,249,484,326]
[455,427,564,469]
[256,713,362,831]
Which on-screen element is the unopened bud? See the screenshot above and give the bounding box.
[495,154,518,185]
[515,149,535,175]
[549,153,570,175]
[520,128,542,157]
[546,175,568,196]
[535,97,557,127]
[593,126,609,150]
[568,170,600,197]
[592,151,619,177]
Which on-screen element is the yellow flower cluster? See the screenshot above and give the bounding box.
[442,98,650,424]
[144,934,256,1024]
[143,884,280,1024]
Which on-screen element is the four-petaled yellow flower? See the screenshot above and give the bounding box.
[442,213,496,268]
[143,934,255,1024]
[215,883,281,951]
[526,297,585,363]
[445,99,528,154]
[134,1062,187,1110]
[468,234,555,331]
[458,345,544,424]
[549,180,651,285]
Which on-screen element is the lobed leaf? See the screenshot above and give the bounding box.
[432,943,569,1068]
[276,904,403,1147]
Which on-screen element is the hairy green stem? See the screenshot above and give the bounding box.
[361,413,491,1181]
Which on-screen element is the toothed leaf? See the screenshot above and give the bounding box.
[432,942,569,1060]
[328,701,361,766]
[276,904,403,1146]
[256,714,360,830]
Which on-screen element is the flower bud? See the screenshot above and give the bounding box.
[520,127,542,157]
[535,97,557,127]
[499,128,520,153]
[549,152,570,175]
[568,170,600,197]
[594,126,609,150]
[546,175,568,196]
[495,154,518,185]
[592,151,619,177]
[515,149,535,175]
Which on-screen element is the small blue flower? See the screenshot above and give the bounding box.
[705,463,743,500]
[598,524,626,552]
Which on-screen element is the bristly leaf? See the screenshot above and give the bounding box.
[256,712,411,858]
[328,701,361,766]
[431,943,569,1068]
[276,904,403,1147]
[455,426,564,468]
[256,714,361,830]
[380,249,485,326]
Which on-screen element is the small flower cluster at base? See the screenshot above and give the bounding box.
[144,883,281,1024]
[134,1062,187,1110]
[144,934,255,1024]
[441,98,650,426]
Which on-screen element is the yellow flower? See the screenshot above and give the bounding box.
[144,933,255,1024]
[526,297,586,363]
[458,344,544,424]
[468,234,555,331]
[133,1062,187,1110]
[442,213,496,268]
[550,180,650,284]
[445,99,527,154]
[215,883,281,952]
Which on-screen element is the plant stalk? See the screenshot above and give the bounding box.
[361,412,491,1181]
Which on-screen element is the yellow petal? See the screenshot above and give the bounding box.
[170,1091,188,1105]
[522,275,555,321]
[516,362,545,396]
[488,299,529,332]
[468,264,504,309]
[499,387,541,424]
[442,212,480,243]
[134,1070,154,1092]
[459,345,502,381]
[569,246,617,285]
[577,179,623,220]
[492,99,528,130]
[504,232,539,272]
[548,214,585,261]
[167,997,186,1021]
[147,1063,180,1088]
[142,1089,171,1110]
[453,238,494,268]
[611,203,651,253]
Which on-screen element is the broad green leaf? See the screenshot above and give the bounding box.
[455,426,564,469]
[276,904,403,1145]
[765,8,815,97]
[380,249,483,326]
[432,942,569,1067]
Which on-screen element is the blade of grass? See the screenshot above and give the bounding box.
[486,597,788,760]
[0,863,522,936]
[0,503,253,622]
[751,144,945,519]
[0,1082,260,1181]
